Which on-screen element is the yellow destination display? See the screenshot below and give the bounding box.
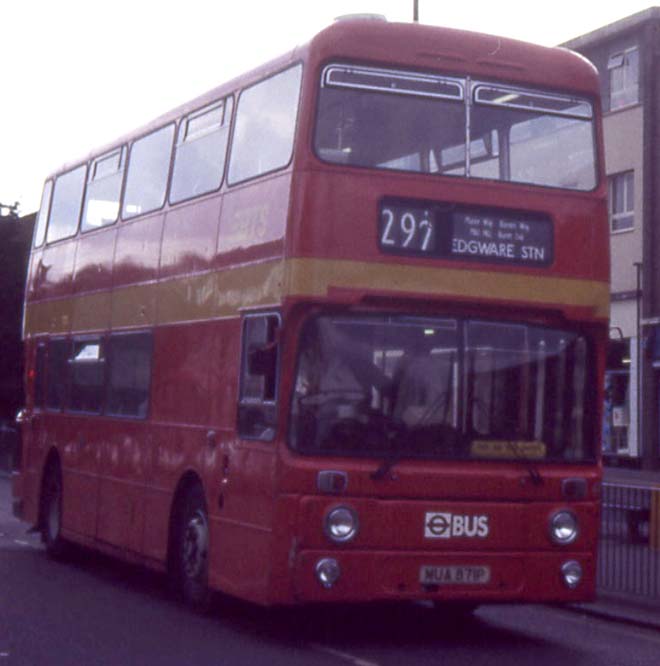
[470,440,547,460]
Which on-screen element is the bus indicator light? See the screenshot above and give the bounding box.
[317,470,348,494]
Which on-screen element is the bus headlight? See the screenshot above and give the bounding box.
[561,560,583,589]
[315,558,341,588]
[549,510,579,545]
[324,505,359,543]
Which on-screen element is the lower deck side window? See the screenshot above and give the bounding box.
[45,339,70,411]
[106,333,153,418]
[36,332,153,419]
[70,339,105,413]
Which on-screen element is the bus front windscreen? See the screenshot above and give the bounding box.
[289,315,594,463]
[314,64,597,191]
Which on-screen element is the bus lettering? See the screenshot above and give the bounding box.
[452,238,516,259]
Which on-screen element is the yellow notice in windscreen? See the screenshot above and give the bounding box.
[470,440,547,460]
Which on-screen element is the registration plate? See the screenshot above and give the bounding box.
[420,565,491,586]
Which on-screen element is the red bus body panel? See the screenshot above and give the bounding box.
[14,19,608,607]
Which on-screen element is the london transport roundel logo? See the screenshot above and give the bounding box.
[424,512,489,539]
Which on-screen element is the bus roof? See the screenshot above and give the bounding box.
[46,18,599,179]
[302,19,600,96]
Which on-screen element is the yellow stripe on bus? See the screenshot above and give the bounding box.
[23,257,608,335]
[285,258,609,319]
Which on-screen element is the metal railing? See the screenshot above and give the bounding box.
[599,483,660,599]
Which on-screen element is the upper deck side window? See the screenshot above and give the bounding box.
[46,165,87,244]
[227,64,303,185]
[170,96,234,204]
[314,63,597,192]
[82,148,126,232]
[122,124,175,220]
[33,181,53,248]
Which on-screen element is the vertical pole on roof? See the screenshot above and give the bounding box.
[413,0,419,22]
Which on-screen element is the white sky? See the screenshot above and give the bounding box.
[1,0,654,214]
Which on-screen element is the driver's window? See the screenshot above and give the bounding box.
[238,313,279,440]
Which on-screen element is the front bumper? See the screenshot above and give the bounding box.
[293,549,596,604]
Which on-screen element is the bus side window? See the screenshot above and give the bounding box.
[34,343,47,409]
[69,339,105,414]
[122,125,175,220]
[33,181,53,248]
[82,148,125,231]
[105,333,153,419]
[227,64,302,185]
[47,165,87,243]
[238,314,279,440]
[45,339,71,412]
[170,97,233,204]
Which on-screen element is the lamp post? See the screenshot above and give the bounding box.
[634,261,642,462]
[413,0,419,22]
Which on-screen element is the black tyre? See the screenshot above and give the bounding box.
[40,460,67,559]
[171,484,213,612]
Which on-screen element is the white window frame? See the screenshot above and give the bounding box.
[608,47,639,111]
[608,171,634,232]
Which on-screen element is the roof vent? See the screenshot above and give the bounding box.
[334,13,387,22]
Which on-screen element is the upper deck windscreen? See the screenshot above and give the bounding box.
[314,64,596,191]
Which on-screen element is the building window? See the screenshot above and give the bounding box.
[608,48,639,111]
[603,342,630,455]
[609,171,634,232]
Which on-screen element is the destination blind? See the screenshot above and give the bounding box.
[379,199,553,267]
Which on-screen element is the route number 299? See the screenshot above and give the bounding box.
[380,206,435,253]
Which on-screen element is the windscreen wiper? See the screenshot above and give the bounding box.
[370,420,406,481]
[371,454,400,481]
[506,440,544,486]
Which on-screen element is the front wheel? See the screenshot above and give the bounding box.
[171,485,213,613]
[40,461,67,559]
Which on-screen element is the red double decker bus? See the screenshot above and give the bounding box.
[14,17,608,611]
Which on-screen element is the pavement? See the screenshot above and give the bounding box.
[573,592,660,631]
[604,465,660,488]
